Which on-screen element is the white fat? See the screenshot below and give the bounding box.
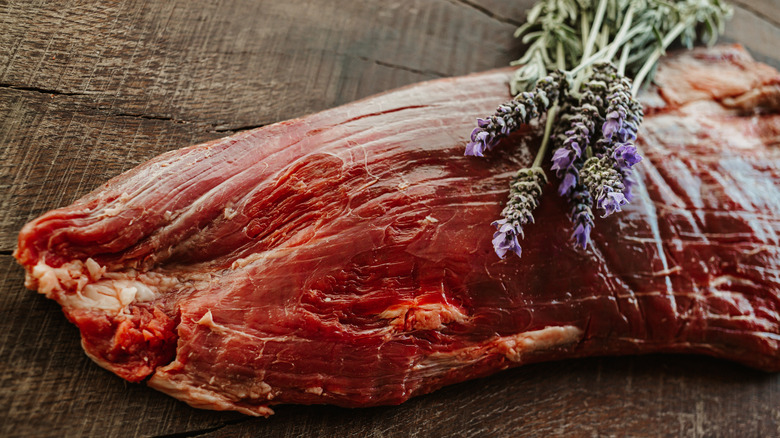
[421,215,439,225]
[231,252,269,269]
[709,275,760,289]
[379,300,467,331]
[102,205,123,217]
[496,325,583,362]
[305,386,324,395]
[28,259,161,313]
[708,275,762,317]
[149,374,275,417]
[100,192,132,217]
[84,257,105,281]
[33,262,63,298]
[223,207,238,220]
[149,371,275,417]
[652,266,682,277]
[196,310,228,334]
[415,325,584,373]
[132,282,157,302]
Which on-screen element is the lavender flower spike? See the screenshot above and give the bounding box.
[580,156,628,217]
[466,72,562,157]
[465,94,537,157]
[550,103,599,199]
[569,184,595,249]
[491,167,546,258]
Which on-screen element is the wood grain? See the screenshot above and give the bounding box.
[1,0,779,437]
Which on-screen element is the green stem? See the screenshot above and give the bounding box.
[556,41,565,70]
[580,12,590,59]
[532,104,559,169]
[598,25,609,52]
[570,25,648,76]
[605,5,635,61]
[581,0,608,64]
[618,43,630,76]
[631,20,688,95]
[535,49,547,78]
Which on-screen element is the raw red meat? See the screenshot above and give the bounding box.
[15,45,780,416]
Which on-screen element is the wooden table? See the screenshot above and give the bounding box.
[2,1,779,436]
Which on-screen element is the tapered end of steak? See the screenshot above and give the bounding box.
[15,44,780,416]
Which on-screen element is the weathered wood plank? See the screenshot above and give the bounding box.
[0,0,519,127]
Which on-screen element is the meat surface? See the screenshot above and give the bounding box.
[14,44,780,416]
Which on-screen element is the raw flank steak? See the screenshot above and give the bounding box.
[15,45,780,416]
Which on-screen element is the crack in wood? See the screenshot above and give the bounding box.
[0,84,268,132]
[447,0,523,27]
[0,250,13,256]
[150,417,252,438]
[106,111,268,134]
[0,83,88,97]
[112,112,178,122]
[355,55,449,78]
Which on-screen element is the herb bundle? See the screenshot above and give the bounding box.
[466,0,732,258]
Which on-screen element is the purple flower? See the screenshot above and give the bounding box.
[597,191,628,217]
[491,219,523,259]
[573,222,592,249]
[550,103,598,178]
[563,125,587,156]
[551,147,573,172]
[613,143,642,168]
[465,128,495,157]
[580,156,629,218]
[491,167,546,258]
[602,108,626,140]
[467,73,564,158]
[464,142,481,157]
[567,184,594,249]
[465,97,537,157]
[621,168,636,202]
[558,170,577,196]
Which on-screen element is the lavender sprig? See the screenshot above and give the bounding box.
[465,93,538,157]
[466,0,732,258]
[549,68,612,247]
[590,73,644,209]
[465,73,562,157]
[551,67,610,196]
[602,76,642,145]
[491,167,546,258]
